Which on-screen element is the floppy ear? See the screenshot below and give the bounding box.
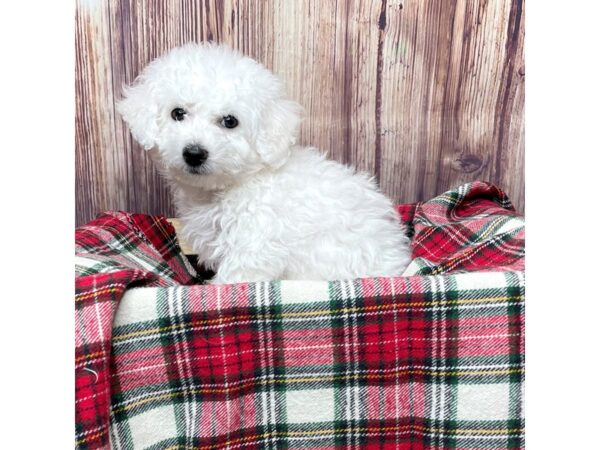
[255,98,303,168]
[116,81,159,150]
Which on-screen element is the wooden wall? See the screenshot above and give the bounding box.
[76,0,524,226]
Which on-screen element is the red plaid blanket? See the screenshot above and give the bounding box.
[75,181,524,449]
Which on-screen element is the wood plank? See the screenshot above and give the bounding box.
[76,1,124,224]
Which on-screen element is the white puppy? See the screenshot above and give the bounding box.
[118,43,411,283]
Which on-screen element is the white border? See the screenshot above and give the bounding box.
[0,1,74,447]
[527,1,600,449]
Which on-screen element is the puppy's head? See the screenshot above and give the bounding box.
[117,43,303,190]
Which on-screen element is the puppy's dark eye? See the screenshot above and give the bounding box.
[220,115,238,129]
[171,108,187,121]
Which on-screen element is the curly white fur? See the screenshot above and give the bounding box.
[118,43,411,283]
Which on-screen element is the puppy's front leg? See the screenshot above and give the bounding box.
[208,252,286,284]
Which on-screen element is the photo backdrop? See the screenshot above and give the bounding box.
[76,0,524,225]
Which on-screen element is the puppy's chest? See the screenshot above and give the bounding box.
[179,201,255,263]
[179,204,223,257]
[176,184,286,263]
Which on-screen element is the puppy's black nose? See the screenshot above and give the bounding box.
[182,144,209,167]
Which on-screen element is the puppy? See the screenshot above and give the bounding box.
[118,43,411,283]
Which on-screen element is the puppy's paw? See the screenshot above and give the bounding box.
[203,276,224,286]
[205,270,278,285]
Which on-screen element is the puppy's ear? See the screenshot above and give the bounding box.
[117,81,159,150]
[255,98,303,168]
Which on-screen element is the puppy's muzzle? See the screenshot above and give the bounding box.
[183,144,209,168]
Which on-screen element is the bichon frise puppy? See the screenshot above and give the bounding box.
[118,43,411,283]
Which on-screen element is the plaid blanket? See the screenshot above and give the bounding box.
[75,181,524,450]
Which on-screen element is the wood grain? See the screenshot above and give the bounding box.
[76,0,524,226]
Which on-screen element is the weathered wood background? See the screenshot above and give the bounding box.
[76,0,524,226]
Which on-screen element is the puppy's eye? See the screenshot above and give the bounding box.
[171,108,187,121]
[220,115,238,129]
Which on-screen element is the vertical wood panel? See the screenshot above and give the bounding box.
[76,0,525,226]
[76,1,124,222]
